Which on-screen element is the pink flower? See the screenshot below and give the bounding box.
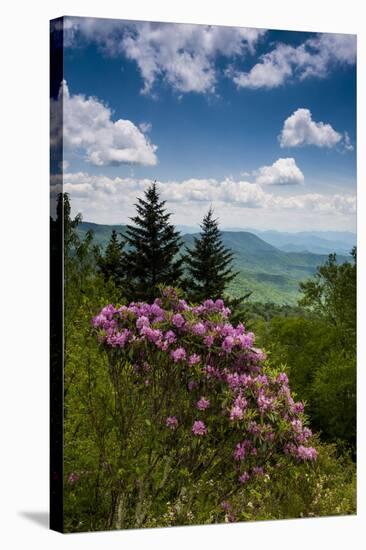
[292,401,305,414]
[296,445,317,461]
[230,406,243,421]
[239,471,250,484]
[252,466,264,476]
[140,326,163,344]
[233,442,246,461]
[256,374,268,386]
[136,315,150,330]
[222,336,234,353]
[178,299,189,311]
[170,347,186,362]
[221,324,235,337]
[234,394,247,410]
[192,322,206,336]
[277,372,289,385]
[164,330,177,345]
[188,353,201,366]
[237,333,254,349]
[203,335,214,347]
[150,303,164,319]
[172,313,185,328]
[166,416,178,430]
[192,420,208,436]
[257,390,273,412]
[106,329,131,348]
[197,397,210,410]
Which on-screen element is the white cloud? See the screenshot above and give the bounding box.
[270,192,356,216]
[344,131,354,151]
[231,33,356,89]
[230,43,294,89]
[139,122,152,133]
[52,81,158,167]
[162,177,267,207]
[59,172,355,222]
[65,18,265,94]
[60,172,266,208]
[279,108,342,148]
[255,158,304,185]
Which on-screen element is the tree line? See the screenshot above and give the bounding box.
[64,181,239,304]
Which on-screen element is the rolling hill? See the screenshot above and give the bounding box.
[241,229,356,255]
[77,222,349,305]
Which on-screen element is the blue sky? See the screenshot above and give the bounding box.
[55,17,356,231]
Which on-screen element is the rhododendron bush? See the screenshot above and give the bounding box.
[88,288,318,526]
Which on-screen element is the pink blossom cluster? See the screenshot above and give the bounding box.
[197,397,210,410]
[192,420,208,436]
[93,289,317,489]
[166,416,178,430]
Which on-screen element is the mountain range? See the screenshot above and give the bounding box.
[77,222,354,305]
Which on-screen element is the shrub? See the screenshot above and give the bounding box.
[89,287,318,529]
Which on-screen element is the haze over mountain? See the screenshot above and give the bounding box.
[234,229,356,255]
[78,221,351,305]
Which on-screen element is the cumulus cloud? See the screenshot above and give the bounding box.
[279,108,342,148]
[59,172,266,208]
[231,33,356,89]
[58,172,355,219]
[255,158,304,185]
[51,81,158,166]
[64,18,265,94]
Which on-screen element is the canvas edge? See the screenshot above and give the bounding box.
[50,15,64,534]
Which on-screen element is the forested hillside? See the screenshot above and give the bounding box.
[77,222,348,304]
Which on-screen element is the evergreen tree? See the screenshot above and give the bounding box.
[97,230,125,288]
[185,207,238,302]
[62,192,82,251]
[123,182,183,302]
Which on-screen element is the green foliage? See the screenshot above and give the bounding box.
[229,440,356,522]
[255,249,357,451]
[257,317,338,403]
[185,207,238,302]
[123,182,184,302]
[299,248,356,348]
[257,315,356,450]
[97,229,125,290]
[311,353,356,445]
[240,301,312,327]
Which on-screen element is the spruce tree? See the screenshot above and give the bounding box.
[185,207,238,302]
[123,182,183,302]
[97,229,125,288]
